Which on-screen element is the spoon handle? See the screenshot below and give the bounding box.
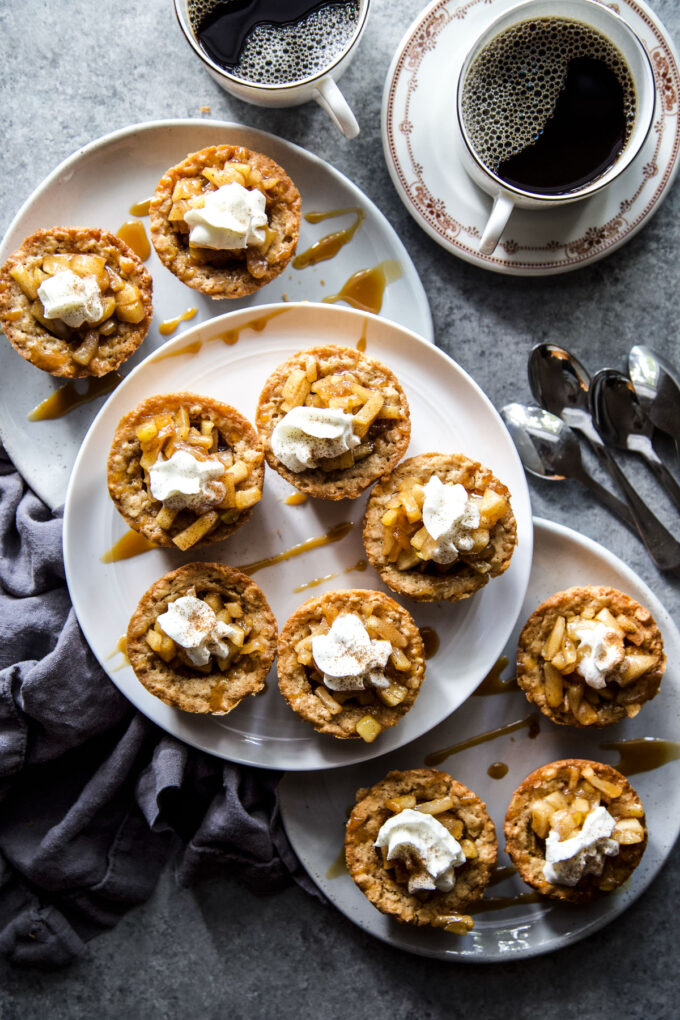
[571,465,637,532]
[599,447,680,571]
[644,457,680,513]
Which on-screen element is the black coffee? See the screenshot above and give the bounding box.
[189,0,361,85]
[461,18,636,195]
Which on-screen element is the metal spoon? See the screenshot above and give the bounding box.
[590,368,680,512]
[501,403,636,530]
[527,343,680,570]
[628,345,680,448]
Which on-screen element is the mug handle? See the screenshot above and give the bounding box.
[479,194,515,255]
[314,77,360,139]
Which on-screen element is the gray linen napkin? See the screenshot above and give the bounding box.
[0,446,315,969]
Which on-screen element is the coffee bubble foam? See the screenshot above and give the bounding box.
[189,1,360,85]
[461,18,636,175]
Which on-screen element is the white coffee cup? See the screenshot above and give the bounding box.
[455,0,656,255]
[173,0,370,139]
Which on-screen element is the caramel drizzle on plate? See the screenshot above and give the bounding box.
[129,198,151,217]
[323,259,402,315]
[212,307,289,346]
[101,530,156,563]
[237,521,353,575]
[599,737,680,776]
[473,656,516,696]
[293,207,365,269]
[285,492,308,506]
[159,307,198,337]
[419,627,439,660]
[28,374,121,421]
[153,339,203,362]
[424,714,540,767]
[293,557,367,594]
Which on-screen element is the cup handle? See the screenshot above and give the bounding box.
[479,194,515,255]
[314,77,360,139]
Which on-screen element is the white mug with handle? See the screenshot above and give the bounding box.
[173,0,370,139]
[455,0,656,255]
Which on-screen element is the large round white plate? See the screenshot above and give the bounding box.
[0,119,433,511]
[279,517,680,958]
[382,0,680,275]
[63,302,532,771]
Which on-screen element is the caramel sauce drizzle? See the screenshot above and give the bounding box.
[107,635,130,671]
[325,847,348,879]
[213,307,289,346]
[285,492,308,506]
[488,865,517,886]
[356,318,368,352]
[237,521,353,575]
[209,682,228,713]
[425,714,540,767]
[28,374,121,421]
[153,339,203,362]
[293,207,365,269]
[470,891,541,913]
[293,557,367,594]
[129,198,151,217]
[117,220,150,260]
[473,656,516,696]
[487,761,509,780]
[599,738,680,776]
[420,627,439,660]
[323,259,402,316]
[159,307,198,337]
[101,530,156,563]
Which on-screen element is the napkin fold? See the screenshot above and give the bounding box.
[0,447,316,969]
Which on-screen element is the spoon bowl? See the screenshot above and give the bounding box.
[528,343,594,434]
[590,368,653,453]
[628,345,680,446]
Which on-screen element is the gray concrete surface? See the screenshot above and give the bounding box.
[1,0,678,1016]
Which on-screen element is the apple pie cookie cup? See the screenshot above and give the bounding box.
[256,345,411,500]
[0,226,152,377]
[504,759,647,904]
[150,144,300,298]
[345,769,497,931]
[277,589,425,742]
[363,452,517,602]
[127,562,277,715]
[107,392,264,550]
[517,586,665,728]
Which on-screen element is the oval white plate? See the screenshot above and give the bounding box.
[0,118,433,510]
[280,518,680,957]
[382,0,680,275]
[63,302,532,771]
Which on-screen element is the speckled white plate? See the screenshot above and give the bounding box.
[0,118,433,510]
[382,0,680,274]
[63,302,532,771]
[279,518,680,959]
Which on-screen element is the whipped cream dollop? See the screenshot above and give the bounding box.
[375,809,466,894]
[184,182,267,250]
[312,614,391,692]
[543,805,619,887]
[157,595,242,667]
[37,269,104,328]
[569,618,625,690]
[148,449,225,511]
[271,406,360,473]
[421,476,481,564]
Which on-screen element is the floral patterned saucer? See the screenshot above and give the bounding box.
[381,0,680,275]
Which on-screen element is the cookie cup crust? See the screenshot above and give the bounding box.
[517,585,665,727]
[363,452,517,602]
[107,392,264,547]
[0,226,153,378]
[150,144,300,298]
[256,345,411,500]
[504,758,647,903]
[277,589,425,738]
[127,562,277,715]
[345,769,497,925]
